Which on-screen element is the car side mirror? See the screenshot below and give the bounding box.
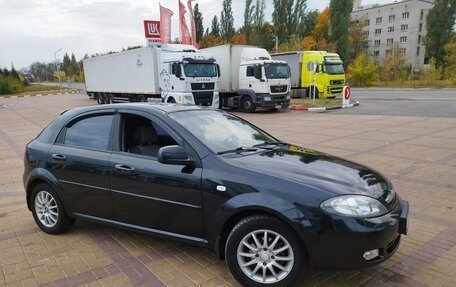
[158,145,192,165]
[254,65,262,80]
[216,64,221,78]
[172,63,182,78]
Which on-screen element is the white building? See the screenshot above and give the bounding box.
[351,0,434,70]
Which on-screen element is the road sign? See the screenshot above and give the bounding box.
[144,20,161,46]
[343,85,351,105]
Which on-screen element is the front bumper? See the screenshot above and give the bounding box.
[255,94,290,108]
[288,197,409,270]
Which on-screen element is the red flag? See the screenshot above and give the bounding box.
[160,4,173,44]
[187,0,199,48]
[178,0,192,45]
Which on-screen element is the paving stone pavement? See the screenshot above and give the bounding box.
[0,93,455,287]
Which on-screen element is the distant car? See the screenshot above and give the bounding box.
[23,104,408,286]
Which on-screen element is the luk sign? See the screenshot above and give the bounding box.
[144,20,161,45]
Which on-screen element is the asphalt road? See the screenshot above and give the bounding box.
[344,88,456,117]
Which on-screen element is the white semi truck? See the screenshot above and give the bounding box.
[200,44,291,112]
[83,44,220,107]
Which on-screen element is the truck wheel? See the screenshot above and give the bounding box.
[107,94,114,104]
[242,97,256,113]
[96,94,103,105]
[225,215,306,287]
[138,95,146,102]
[167,97,176,103]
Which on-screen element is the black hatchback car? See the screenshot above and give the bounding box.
[24,104,408,286]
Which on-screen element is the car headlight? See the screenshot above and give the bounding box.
[264,96,271,101]
[321,195,388,218]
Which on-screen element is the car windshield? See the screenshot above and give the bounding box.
[183,63,217,77]
[264,63,289,79]
[324,63,345,75]
[169,110,277,153]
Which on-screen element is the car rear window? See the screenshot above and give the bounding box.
[64,115,113,150]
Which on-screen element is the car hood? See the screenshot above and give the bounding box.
[227,145,391,199]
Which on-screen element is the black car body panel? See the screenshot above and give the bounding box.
[23,103,408,271]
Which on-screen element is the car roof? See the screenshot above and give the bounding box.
[61,103,215,117]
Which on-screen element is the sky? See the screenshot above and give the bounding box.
[0,0,390,69]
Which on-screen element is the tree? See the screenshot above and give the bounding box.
[194,4,204,43]
[231,34,247,45]
[10,64,20,80]
[425,0,456,68]
[253,0,266,29]
[272,0,307,42]
[312,8,334,50]
[200,35,225,48]
[347,52,378,86]
[300,10,319,38]
[210,15,220,36]
[220,0,235,41]
[443,41,456,79]
[381,43,409,81]
[298,36,318,50]
[348,20,368,62]
[62,53,71,74]
[244,0,255,43]
[329,0,353,63]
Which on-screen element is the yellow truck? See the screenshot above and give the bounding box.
[271,51,345,98]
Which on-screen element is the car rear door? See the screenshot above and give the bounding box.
[109,110,204,240]
[47,111,116,219]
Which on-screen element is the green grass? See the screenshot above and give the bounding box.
[23,84,61,93]
[291,98,344,108]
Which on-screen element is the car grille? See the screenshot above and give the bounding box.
[191,83,214,91]
[330,80,344,85]
[192,92,213,106]
[330,87,343,93]
[270,85,288,93]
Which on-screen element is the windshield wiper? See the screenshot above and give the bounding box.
[217,146,258,155]
[253,141,288,150]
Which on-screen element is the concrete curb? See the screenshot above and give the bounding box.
[1,90,82,99]
[290,101,360,112]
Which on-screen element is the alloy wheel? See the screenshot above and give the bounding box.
[34,190,59,228]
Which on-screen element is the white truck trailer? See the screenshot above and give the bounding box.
[83,44,220,107]
[200,44,291,112]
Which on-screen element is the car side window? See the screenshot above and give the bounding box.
[63,115,114,150]
[121,114,177,158]
[246,66,254,77]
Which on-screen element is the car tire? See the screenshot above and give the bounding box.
[225,215,306,287]
[31,183,75,234]
[138,95,146,102]
[242,97,256,113]
[108,94,114,104]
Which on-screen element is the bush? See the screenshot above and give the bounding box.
[0,75,23,95]
[347,52,378,86]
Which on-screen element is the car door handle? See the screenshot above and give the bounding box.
[114,164,135,173]
[51,154,66,161]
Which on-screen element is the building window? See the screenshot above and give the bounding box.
[386,49,392,56]
[387,26,395,33]
[373,51,380,56]
[419,23,422,32]
[375,28,382,35]
[418,35,421,43]
[400,36,407,43]
[399,48,406,54]
[376,17,382,24]
[402,12,409,19]
[389,15,395,22]
[387,38,394,45]
[424,56,429,65]
[416,46,420,56]
[374,39,381,46]
[363,30,369,36]
[420,10,424,20]
[401,24,408,31]
[365,19,370,26]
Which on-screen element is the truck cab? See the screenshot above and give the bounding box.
[301,52,345,98]
[158,45,219,108]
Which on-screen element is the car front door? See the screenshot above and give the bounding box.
[47,112,116,219]
[109,111,204,240]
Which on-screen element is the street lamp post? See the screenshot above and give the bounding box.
[54,48,62,89]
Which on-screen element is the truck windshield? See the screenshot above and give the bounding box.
[264,63,289,79]
[324,63,344,75]
[183,63,217,77]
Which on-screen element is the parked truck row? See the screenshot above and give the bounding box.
[83,44,346,112]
